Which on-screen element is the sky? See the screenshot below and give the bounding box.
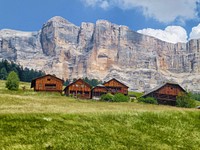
[0,0,200,43]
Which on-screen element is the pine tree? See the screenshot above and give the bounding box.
[0,67,8,80]
[0,59,45,82]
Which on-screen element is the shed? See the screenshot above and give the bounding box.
[31,74,64,93]
[92,84,108,100]
[64,79,92,99]
[103,78,129,95]
[142,82,186,106]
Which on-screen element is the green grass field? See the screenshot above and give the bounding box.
[0,80,200,149]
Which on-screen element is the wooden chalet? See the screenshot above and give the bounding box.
[103,78,129,95]
[64,79,92,99]
[92,84,108,100]
[142,82,186,106]
[31,74,64,93]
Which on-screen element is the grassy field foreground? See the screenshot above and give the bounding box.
[0,80,200,149]
[1,112,200,149]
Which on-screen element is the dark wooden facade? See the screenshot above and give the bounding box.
[142,82,186,106]
[92,84,108,100]
[103,78,129,95]
[31,74,64,93]
[64,79,92,99]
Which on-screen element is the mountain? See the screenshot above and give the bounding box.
[0,16,200,92]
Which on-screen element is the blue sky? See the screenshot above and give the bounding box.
[0,0,200,43]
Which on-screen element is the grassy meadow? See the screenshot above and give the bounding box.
[0,80,200,149]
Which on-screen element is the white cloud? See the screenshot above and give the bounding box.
[100,1,109,9]
[82,0,109,9]
[137,26,188,43]
[82,0,199,23]
[82,0,98,7]
[189,24,200,40]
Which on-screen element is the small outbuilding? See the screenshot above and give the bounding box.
[31,74,64,93]
[92,84,108,100]
[64,79,92,99]
[142,82,186,106]
[103,78,129,95]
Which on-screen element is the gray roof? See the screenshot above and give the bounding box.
[96,84,106,87]
[92,84,107,90]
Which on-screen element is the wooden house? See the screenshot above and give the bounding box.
[92,84,108,100]
[64,79,92,99]
[103,78,129,95]
[31,74,64,93]
[142,82,186,106]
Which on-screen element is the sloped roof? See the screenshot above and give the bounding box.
[92,84,107,90]
[103,78,129,88]
[31,74,64,88]
[142,82,186,97]
[63,78,92,91]
[96,84,106,87]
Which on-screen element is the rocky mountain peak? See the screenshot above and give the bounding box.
[40,16,79,56]
[96,19,112,25]
[46,16,73,25]
[0,29,34,38]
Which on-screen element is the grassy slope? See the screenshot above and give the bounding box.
[128,91,143,98]
[0,80,200,149]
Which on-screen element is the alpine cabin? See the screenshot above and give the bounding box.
[142,82,186,106]
[92,84,108,100]
[31,74,64,93]
[64,79,92,99]
[103,78,129,95]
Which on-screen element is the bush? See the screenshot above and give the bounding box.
[112,93,130,102]
[5,71,20,90]
[138,97,158,104]
[191,93,200,101]
[176,93,196,108]
[101,93,114,101]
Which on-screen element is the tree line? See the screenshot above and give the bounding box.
[0,59,103,87]
[0,59,45,82]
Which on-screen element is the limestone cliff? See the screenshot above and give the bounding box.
[0,16,200,92]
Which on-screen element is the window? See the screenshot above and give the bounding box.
[45,84,56,89]
[47,78,51,81]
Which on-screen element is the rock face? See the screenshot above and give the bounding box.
[0,16,200,92]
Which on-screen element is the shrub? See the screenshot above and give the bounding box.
[191,93,200,101]
[176,92,196,108]
[138,97,158,104]
[5,71,19,90]
[101,93,114,101]
[112,93,130,102]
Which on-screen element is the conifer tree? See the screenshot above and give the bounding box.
[0,68,8,80]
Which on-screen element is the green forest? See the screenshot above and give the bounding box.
[0,59,102,87]
[0,59,45,82]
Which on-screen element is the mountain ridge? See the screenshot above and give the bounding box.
[0,16,200,92]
